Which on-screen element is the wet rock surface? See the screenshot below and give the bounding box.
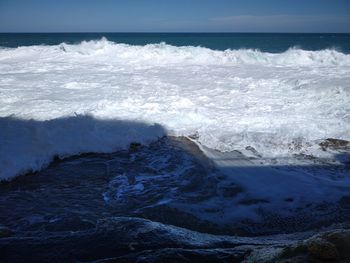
[0,226,12,238]
[1,136,350,262]
[320,138,350,151]
[249,229,350,263]
[0,217,349,262]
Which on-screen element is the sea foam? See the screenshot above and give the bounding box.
[0,38,350,180]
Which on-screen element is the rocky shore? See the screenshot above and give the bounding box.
[1,217,349,262]
[1,136,349,262]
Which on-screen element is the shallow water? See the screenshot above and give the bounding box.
[1,137,349,235]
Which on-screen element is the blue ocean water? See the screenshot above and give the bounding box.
[1,33,350,53]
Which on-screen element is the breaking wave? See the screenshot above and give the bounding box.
[1,37,350,66]
[0,38,350,180]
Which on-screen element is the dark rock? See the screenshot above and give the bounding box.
[0,226,13,238]
[245,146,262,157]
[1,136,350,262]
[45,216,95,232]
[110,247,249,263]
[238,198,270,205]
[222,184,244,198]
[323,230,350,260]
[188,132,199,140]
[129,142,142,152]
[307,237,339,261]
[320,138,350,151]
[0,217,260,262]
[339,196,350,208]
[139,205,222,235]
[245,230,350,262]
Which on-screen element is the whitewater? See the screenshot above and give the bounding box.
[1,38,350,180]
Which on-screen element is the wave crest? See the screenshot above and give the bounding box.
[1,37,349,66]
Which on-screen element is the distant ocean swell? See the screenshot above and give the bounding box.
[1,37,350,66]
[0,38,350,180]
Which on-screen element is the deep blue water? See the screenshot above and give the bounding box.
[1,33,350,53]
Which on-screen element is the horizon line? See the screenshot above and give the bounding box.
[1,31,350,34]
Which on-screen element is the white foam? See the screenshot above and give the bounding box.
[0,116,164,180]
[1,38,350,180]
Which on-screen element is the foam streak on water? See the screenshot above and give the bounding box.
[1,38,350,180]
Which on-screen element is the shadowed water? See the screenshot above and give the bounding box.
[0,118,350,262]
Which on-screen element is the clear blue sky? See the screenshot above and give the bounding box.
[0,0,349,32]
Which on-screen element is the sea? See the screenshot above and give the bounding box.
[1,33,350,179]
[1,33,350,52]
[1,33,350,261]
